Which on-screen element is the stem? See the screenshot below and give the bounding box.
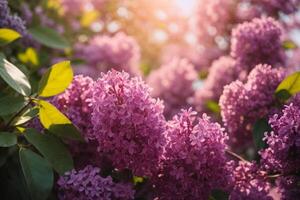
[225,149,248,162]
[5,98,33,129]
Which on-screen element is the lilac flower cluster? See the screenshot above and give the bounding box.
[0,0,27,36]
[147,58,197,118]
[219,64,285,147]
[60,0,106,16]
[57,165,135,200]
[194,56,241,112]
[231,17,285,72]
[276,176,300,200]
[153,109,230,200]
[76,33,141,78]
[251,0,300,15]
[260,103,300,174]
[52,75,94,139]
[91,70,166,177]
[229,161,272,200]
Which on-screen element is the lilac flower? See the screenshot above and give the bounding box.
[57,165,135,200]
[0,0,27,36]
[147,58,197,119]
[229,161,272,200]
[231,17,285,72]
[251,0,300,15]
[153,109,230,200]
[91,70,166,177]
[219,64,285,148]
[194,56,241,112]
[76,33,141,78]
[52,75,95,139]
[260,103,300,174]
[276,176,300,200]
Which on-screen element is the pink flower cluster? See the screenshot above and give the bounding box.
[91,70,166,177]
[57,165,135,200]
[219,64,285,148]
[147,58,197,118]
[153,109,230,200]
[76,32,141,78]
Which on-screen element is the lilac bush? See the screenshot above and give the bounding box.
[57,165,135,200]
[219,64,285,148]
[91,70,166,177]
[153,109,230,200]
[147,58,197,118]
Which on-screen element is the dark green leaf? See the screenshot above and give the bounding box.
[210,189,229,200]
[0,132,17,147]
[19,148,53,200]
[0,56,31,96]
[0,28,21,46]
[276,71,300,100]
[253,118,271,150]
[28,26,70,49]
[25,128,74,174]
[0,95,26,116]
[38,100,83,141]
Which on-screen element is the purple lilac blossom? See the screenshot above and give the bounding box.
[51,75,101,168]
[153,109,230,200]
[276,176,300,200]
[231,17,285,72]
[251,0,300,15]
[260,103,300,174]
[219,64,285,148]
[0,0,27,36]
[52,75,95,139]
[91,70,166,177]
[76,32,141,78]
[57,165,135,200]
[147,58,197,119]
[194,56,241,112]
[229,161,272,200]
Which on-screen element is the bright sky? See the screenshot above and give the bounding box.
[174,0,197,16]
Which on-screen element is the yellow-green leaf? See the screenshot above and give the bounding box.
[38,100,83,141]
[38,61,73,97]
[0,56,31,96]
[276,71,300,100]
[0,28,21,46]
[18,47,39,67]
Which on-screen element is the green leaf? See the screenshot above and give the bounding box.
[0,95,26,116]
[0,56,31,96]
[28,26,70,49]
[13,107,39,126]
[0,132,17,147]
[253,118,271,150]
[0,28,21,46]
[24,128,74,175]
[19,148,53,200]
[205,100,220,114]
[276,71,300,100]
[18,47,39,67]
[38,61,73,97]
[38,100,83,141]
[210,189,229,200]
